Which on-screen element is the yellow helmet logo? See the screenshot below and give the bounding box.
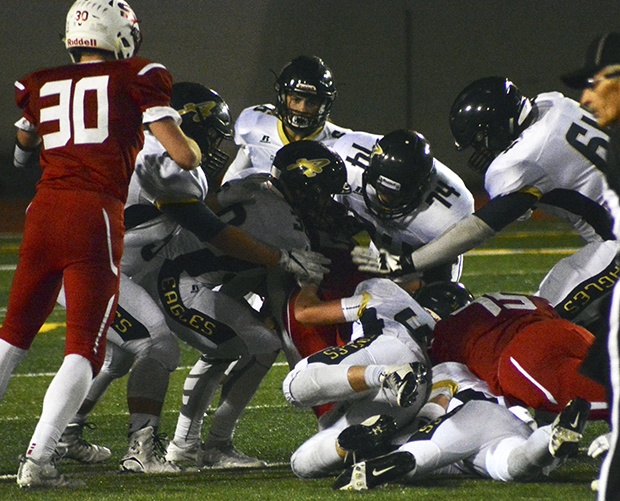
[178,101,217,123]
[371,142,383,160]
[287,158,330,178]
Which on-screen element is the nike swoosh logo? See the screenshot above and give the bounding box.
[569,415,580,429]
[372,465,396,477]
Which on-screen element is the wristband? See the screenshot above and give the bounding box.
[341,292,371,322]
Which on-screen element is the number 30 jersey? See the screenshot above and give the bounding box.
[486,92,620,242]
[14,57,176,203]
[332,131,475,257]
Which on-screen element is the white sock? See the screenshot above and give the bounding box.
[364,365,386,388]
[27,354,93,462]
[172,357,229,446]
[0,338,27,401]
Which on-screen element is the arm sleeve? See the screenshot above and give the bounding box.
[410,214,496,271]
[474,191,539,231]
[409,191,538,271]
[158,202,227,242]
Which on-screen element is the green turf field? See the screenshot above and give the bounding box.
[0,220,606,500]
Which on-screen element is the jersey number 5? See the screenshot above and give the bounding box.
[40,76,110,149]
[565,114,608,170]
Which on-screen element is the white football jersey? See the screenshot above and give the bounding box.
[333,131,475,255]
[121,131,210,277]
[348,278,435,362]
[486,92,620,242]
[222,104,352,182]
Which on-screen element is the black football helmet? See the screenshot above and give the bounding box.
[171,82,233,180]
[362,129,435,220]
[414,281,474,320]
[271,141,348,227]
[449,76,533,173]
[274,55,337,133]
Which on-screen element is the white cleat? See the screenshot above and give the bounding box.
[165,439,200,465]
[58,423,112,464]
[200,442,267,468]
[120,427,183,474]
[17,455,85,488]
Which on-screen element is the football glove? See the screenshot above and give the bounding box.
[588,432,611,459]
[216,182,258,208]
[351,246,415,276]
[278,249,331,285]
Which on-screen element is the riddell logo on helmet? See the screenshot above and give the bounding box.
[66,38,98,48]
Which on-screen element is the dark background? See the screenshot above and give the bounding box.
[2,0,620,213]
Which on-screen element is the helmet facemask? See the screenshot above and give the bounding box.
[277,91,333,133]
[274,55,337,134]
[450,77,533,175]
[362,171,429,220]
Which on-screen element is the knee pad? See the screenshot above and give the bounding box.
[146,332,181,372]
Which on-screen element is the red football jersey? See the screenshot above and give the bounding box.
[15,56,173,203]
[429,293,558,381]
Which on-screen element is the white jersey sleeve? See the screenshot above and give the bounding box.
[484,92,620,240]
[133,132,209,206]
[349,278,435,362]
[222,104,352,184]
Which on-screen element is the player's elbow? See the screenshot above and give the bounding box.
[173,148,200,170]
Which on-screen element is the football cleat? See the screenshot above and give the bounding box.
[337,415,398,462]
[199,442,267,468]
[548,397,591,458]
[333,451,416,491]
[380,362,428,407]
[165,439,200,465]
[17,455,84,488]
[57,423,112,464]
[120,427,183,474]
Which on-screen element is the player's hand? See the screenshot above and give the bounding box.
[351,246,415,276]
[588,432,611,459]
[278,249,331,285]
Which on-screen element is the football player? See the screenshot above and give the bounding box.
[57,82,327,473]
[165,141,357,464]
[332,129,475,287]
[1,0,201,488]
[418,282,608,419]
[220,55,351,184]
[352,77,620,339]
[282,277,438,479]
[334,361,591,491]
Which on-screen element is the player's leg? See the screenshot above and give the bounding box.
[0,198,65,400]
[498,319,608,418]
[283,335,426,408]
[201,351,278,467]
[166,355,233,464]
[537,240,618,333]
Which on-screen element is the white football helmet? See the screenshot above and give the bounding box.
[65,0,142,60]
